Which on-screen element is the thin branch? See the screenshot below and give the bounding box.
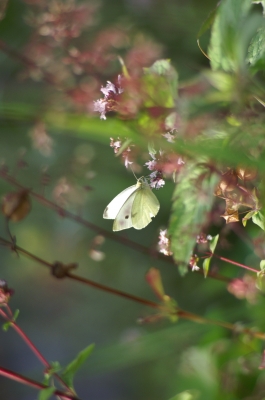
[211,253,258,273]
[0,308,76,396]
[1,236,265,341]
[0,367,80,400]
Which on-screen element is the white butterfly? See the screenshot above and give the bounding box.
[103,177,160,231]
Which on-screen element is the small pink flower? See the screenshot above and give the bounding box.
[93,99,107,120]
[163,132,175,143]
[145,160,157,170]
[149,171,165,189]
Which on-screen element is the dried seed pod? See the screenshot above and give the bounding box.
[236,166,257,181]
[219,170,238,193]
[2,189,31,222]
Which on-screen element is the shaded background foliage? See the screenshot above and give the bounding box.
[1,0,265,399]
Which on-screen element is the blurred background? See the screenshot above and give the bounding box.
[1,0,265,399]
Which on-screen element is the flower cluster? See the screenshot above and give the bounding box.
[110,137,134,168]
[189,255,200,272]
[94,76,123,120]
[145,151,165,189]
[196,233,213,244]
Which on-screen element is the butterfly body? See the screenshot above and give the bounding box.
[103,178,160,231]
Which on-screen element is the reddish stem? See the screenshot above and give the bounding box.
[210,253,258,273]
[0,367,80,400]
[0,308,75,395]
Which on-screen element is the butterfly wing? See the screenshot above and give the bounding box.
[113,190,139,231]
[131,181,160,230]
[103,185,137,219]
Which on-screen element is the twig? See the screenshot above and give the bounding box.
[0,367,80,400]
[0,307,76,396]
[0,236,265,341]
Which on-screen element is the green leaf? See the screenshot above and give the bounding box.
[242,210,257,226]
[203,257,211,278]
[257,270,265,292]
[247,26,265,66]
[2,321,12,332]
[148,141,157,157]
[197,6,218,39]
[43,361,62,385]
[257,260,265,291]
[62,344,95,390]
[168,163,219,274]
[202,235,219,278]
[209,234,219,253]
[169,390,199,400]
[143,59,178,107]
[208,0,254,71]
[2,309,19,332]
[13,309,19,322]
[162,296,178,323]
[252,211,265,230]
[38,387,56,400]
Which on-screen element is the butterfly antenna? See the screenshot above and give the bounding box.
[129,165,138,181]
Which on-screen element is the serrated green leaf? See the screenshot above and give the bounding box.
[38,387,56,400]
[252,211,265,230]
[260,260,265,270]
[208,0,254,71]
[247,26,265,66]
[62,344,95,390]
[168,163,219,273]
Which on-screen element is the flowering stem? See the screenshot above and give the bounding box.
[0,367,80,400]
